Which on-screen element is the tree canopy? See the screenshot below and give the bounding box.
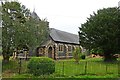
[79,7,120,61]
[2,1,49,62]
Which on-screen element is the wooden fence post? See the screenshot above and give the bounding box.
[18,58,21,74]
[62,62,64,76]
[106,63,108,74]
[118,61,120,77]
[85,61,87,75]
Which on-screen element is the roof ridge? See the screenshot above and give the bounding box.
[50,28,79,44]
[50,28,78,36]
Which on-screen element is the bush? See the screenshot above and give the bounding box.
[73,47,81,63]
[27,57,55,76]
[81,55,86,59]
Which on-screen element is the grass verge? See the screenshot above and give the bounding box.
[2,57,120,78]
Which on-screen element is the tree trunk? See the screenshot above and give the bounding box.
[2,47,10,63]
[2,46,11,63]
[2,53,10,63]
[36,47,40,57]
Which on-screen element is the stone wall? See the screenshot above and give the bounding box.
[39,40,80,59]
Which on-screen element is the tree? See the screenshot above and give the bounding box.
[2,1,24,62]
[79,7,120,62]
[27,12,49,56]
[2,1,49,62]
[73,47,81,63]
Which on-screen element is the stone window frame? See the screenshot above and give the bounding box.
[58,44,64,52]
[68,45,72,52]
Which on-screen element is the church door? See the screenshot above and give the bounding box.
[48,47,52,58]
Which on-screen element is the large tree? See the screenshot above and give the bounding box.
[79,7,120,61]
[2,1,49,62]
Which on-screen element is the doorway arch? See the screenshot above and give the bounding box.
[48,46,52,58]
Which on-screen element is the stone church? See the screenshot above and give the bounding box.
[38,28,80,59]
[31,11,80,59]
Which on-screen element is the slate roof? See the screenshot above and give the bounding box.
[50,28,79,44]
[31,11,41,21]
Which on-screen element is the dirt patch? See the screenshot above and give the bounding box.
[2,70,16,78]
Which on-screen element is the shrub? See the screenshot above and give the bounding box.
[27,57,55,76]
[73,47,81,63]
[81,55,86,59]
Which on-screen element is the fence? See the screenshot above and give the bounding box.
[2,59,120,77]
[56,61,120,76]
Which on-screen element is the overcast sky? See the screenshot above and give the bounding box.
[18,0,119,34]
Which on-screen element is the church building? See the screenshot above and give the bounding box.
[31,11,80,59]
[38,28,80,59]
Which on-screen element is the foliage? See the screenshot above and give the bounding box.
[90,48,104,56]
[2,1,49,62]
[27,57,55,76]
[81,54,86,59]
[79,7,120,61]
[73,47,81,63]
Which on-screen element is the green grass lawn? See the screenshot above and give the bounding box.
[2,57,120,78]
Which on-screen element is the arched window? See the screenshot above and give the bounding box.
[58,44,63,51]
[68,45,72,52]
